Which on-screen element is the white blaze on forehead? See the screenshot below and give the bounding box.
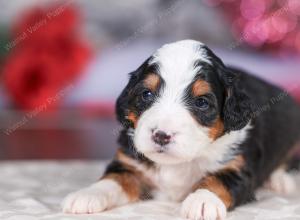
[150,40,211,95]
[149,40,211,105]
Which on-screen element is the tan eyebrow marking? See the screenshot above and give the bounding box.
[192,79,211,96]
[143,74,160,92]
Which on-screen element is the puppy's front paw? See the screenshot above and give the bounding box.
[62,179,128,214]
[181,189,227,220]
[62,188,108,214]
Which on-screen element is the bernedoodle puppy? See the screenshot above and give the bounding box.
[62,40,300,220]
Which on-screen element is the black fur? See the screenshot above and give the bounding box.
[234,69,300,187]
[104,160,133,175]
[117,129,154,166]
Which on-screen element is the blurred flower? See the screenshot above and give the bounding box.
[12,6,77,49]
[3,4,91,109]
[204,0,300,55]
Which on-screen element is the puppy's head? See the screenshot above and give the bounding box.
[116,40,252,165]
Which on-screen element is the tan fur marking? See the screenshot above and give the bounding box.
[105,173,141,202]
[223,155,245,172]
[209,117,224,140]
[116,150,139,167]
[196,176,233,208]
[116,150,130,163]
[193,155,245,208]
[127,111,138,128]
[104,151,155,201]
[192,80,211,97]
[144,74,160,92]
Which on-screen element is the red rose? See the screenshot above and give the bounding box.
[3,5,91,109]
[12,6,78,48]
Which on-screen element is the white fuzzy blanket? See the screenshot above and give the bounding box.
[1,161,300,220]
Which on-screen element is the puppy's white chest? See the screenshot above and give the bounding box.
[152,162,205,202]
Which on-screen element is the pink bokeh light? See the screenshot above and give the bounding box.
[204,0,300,55]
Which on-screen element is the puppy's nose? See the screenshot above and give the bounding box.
[152,130,171,146]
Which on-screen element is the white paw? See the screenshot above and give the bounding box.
[181,189,227,220]
[264,169,296,194]
[62,179,128,214]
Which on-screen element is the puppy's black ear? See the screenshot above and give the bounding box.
[202,45,253,131]
[220,69,253,132]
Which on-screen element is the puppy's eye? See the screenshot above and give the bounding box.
[142,90,154,102]
[195,97,209,110]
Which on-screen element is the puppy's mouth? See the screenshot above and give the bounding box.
[148,141,176,154]
[156,148,166,153]
[144,146,169,155]
[145,150,186,165]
